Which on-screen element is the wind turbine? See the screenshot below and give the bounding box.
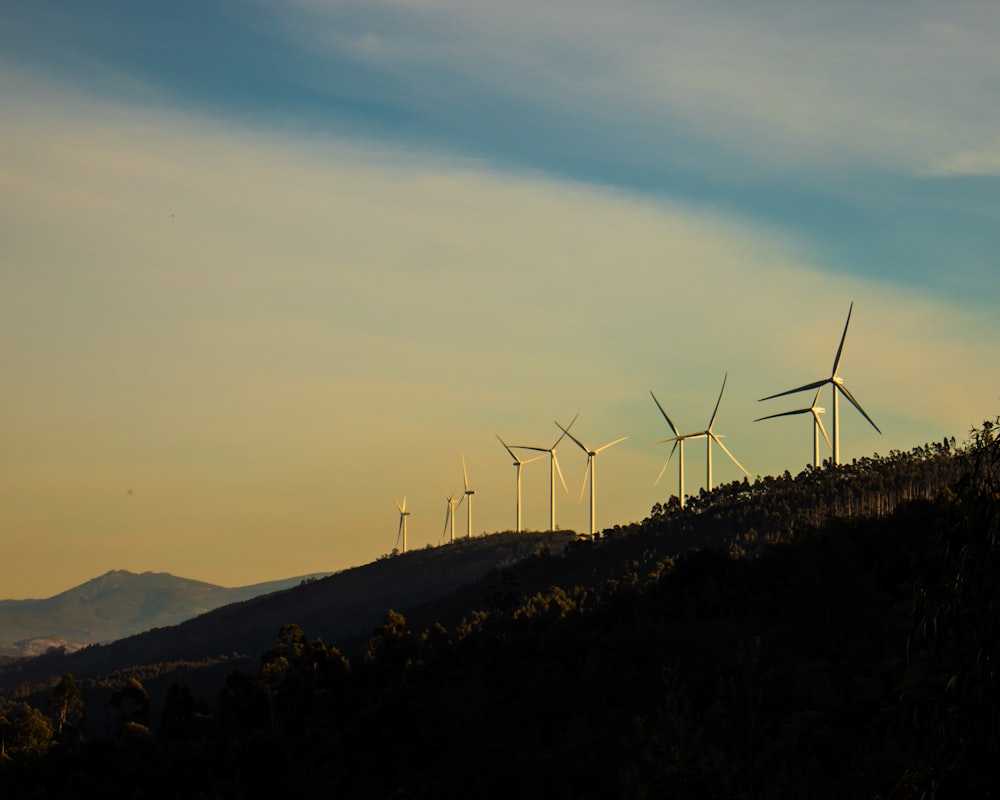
[555,421,627,536]
[653,375,750,497]
[649,391,706,509]
[442,490,460,543]
[699,373,751,491]
[497,435,545,533]
[759,302,881,465]
[511,413,578,532]
[394,497,409,554]
[455,454,476,538]
[755,388,832,468]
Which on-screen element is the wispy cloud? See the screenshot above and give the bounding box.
[270,0,1000,174]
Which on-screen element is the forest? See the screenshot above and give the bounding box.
[1,419,997,799]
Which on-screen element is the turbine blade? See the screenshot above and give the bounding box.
[555,420,589,455]
[708,373,727,430]
[760,378,829,402]
[462,453,469,491]
[649,391,679,437]
[712,433,750,477]
[552,451,568,493]
[512,445,549,453]
[652,435,681,446]
[496,434,519,462]
[831,301,854,377]
[395,497,405,513]
[523,454,546,464]
[755,407,812,422]
[456,493,466,510]
[595,436,628,453]
[837,383,882,434]
[813,409,833,449]
[578,458,591,503]
[653,441,679,486]
[551,412,579,448]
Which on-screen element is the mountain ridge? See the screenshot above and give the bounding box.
[0,568,334,658]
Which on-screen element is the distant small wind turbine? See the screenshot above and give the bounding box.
[759,302,881,465]
[455,454,476,538]
[649,391,705,509]
[755,388,831,468]
[511,413,578,532]
[443,490,460,543]
[555,421,627,536]
[394,497,410,554]
[497,435,545,533]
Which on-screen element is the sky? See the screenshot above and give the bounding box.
[1,0,998,599]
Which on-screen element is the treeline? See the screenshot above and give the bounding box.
[0,422,996,798]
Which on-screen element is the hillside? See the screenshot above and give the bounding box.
[0,421,995,798]
[0,570,333,659]
[0,532,576,692]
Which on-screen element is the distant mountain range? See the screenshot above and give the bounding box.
[0,569,333,658]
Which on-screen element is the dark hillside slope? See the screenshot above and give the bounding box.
[0,422,995,799]
[0,532,572,690]
[1,421,996,799]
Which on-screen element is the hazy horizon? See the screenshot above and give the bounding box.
[2,1,997,599]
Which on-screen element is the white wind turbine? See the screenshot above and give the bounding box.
[649,391,706,509]
[556,421,627,536]
[442,489,460,543]
[698,374,750,491]
[755,388,832,468]
[394,497,410,554]
[511,413,578,532]
[654,375,749,497]
[759,302,881,465]
[455,454,476,538]
[497,435,545,533]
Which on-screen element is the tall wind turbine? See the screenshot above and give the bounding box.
[511,413,578,532]
[755,388,831,468]
[649,391,705,509]
[497,435,544,533]
[394,497,409,554]
[443,490,459,543]
[455,454,476,538]
[759,302,881,465]
[555,422,627,536]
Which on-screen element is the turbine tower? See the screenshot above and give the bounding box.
[497,435,544,533]
[555,421,627,536]
[649,391,705,509]
[755,388,831,468]
[759,302,881,465]
[394,497,409,554]
[511,413,578,532]
[456,454,476,538]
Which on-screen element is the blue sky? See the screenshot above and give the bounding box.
[1,1,998,598]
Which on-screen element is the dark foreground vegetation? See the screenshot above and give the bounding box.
[2,420,997,799]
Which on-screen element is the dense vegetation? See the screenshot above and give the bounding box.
[1,421,996,798]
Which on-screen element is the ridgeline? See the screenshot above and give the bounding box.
[1,421,997,799]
